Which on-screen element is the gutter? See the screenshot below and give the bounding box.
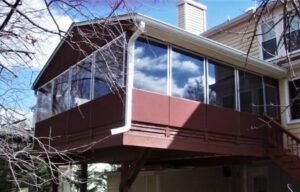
[110,21,145,135]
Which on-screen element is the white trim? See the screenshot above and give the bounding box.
[184,2,188,30]
[168,44,173,96]
[204,58,208,104]
[110,21,145,135]
[203,8,207,32]
[284,78,300,124]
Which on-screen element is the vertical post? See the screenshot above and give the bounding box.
[47,162,59,192]
[119,162,130,192]
[80,163,88,192]
[52,170,59,192]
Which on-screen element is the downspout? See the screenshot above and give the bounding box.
[110,21,145,135]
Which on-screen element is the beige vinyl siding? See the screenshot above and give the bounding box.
[208,22,260,59]
[186,3,205,34]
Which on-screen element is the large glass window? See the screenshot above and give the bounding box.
[261,20,277,60]
[208,60,235,109]
[264,77,279,118]
[71,57,92,108]
[288,79,300,120]
[172,48,204,102]
[287,15,300,52]
[239,71,264,114]
[36,82,52,122]
[52,71,70,115]
[134,38,168,95]
[94,35,125,98]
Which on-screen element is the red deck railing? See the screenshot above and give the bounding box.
[265,116,300,158]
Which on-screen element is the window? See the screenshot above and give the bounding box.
[287,15,300,52]
[239,71,264,114]
[52,71,70,115]
[71,57,92,108]
[208,60,235,108]
[94,35,125,98]
[264,77,279,118]
[172,48,204,102]
[134,38,168,95]
[36,82,52,122]
[288,79,300,120]
[261,20,277,60]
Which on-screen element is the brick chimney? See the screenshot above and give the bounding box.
[177,0,207,35]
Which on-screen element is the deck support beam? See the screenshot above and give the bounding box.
[119,149,152,192]
[80,163,88,192]
[47,163,59,192]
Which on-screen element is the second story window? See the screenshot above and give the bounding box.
[239,71,264,115]
[261,20,277,60]
[36,82,52,122]
[134,38,168,95]
[172,48,204,102]
[288,79,300,120]
[287,15,300,52]
[208,60,235,109]
[71,57,92,107]
[52,71,70,115]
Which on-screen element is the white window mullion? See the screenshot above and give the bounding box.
[204,58,208,104]
[168,45,172,96]
[235,69,240,111]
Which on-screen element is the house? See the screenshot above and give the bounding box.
[202,1,300,137]
[33,0,300,191]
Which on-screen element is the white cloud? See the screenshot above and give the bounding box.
[172,52,200,73]
[134,46,167,72]
[134,71,167,94]
[0,0,73,70]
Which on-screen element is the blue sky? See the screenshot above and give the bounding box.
[127,0,255,29]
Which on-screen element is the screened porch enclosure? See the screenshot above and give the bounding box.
[34,34,279,158]
[36,34,126,123]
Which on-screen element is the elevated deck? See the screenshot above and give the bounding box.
[34,89,267,163]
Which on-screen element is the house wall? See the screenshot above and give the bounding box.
[207,21,260,59]
[106,161,300,192]
[279,67,300,138]
[205,5,300,138]
[107,167,241,192]
[204,5,284,61]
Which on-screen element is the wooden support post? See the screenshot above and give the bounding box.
[47,162,59,192]
[119,149,152,192]
[80,163,88,192]
[52,170,59,192]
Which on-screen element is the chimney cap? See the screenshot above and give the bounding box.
[176,0,207,10]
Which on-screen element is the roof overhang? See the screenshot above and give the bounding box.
[133,14,287,78]
[202,1,282,37]
[33,13,287,89]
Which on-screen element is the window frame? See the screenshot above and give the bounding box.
[259,19,278,60]
[287,78,300,122]
[170,46,206,103]
[133,36,170,96]
[206,59,236,109]
[287,13,300,52]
